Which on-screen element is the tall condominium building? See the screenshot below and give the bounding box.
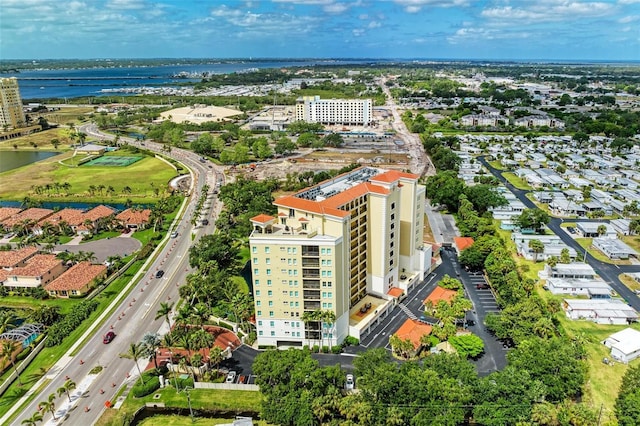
[0,78,26,129]
[295,95,373,126]
[249,167,431,348]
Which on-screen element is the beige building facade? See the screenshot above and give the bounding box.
[249,167,430,348]
[0,78,26,129]
[295,96,373,126]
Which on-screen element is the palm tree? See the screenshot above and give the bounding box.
[301,310,321,349]
[191,328,214,360]
[0,311,17,334]
[1,340,22,386]
[140,332,161,370]
[528,239,545,262]
[56,379,76,403]
[38,393,57,420]
[209,346,224,374]
[155,302,174,329]
[597,224,607,237]
[178,333,194,358]
[322,310,337,350]
[190,303,210,331]
[21,411,43,425]
[120,342,146,385]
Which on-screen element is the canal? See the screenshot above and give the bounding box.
[0,151,60,173]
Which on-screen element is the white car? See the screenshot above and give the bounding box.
[225,371,237,384]
[170,231,179,238]
[345,374,354,390]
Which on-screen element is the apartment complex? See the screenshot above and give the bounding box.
[249,167,430,348]
[295,95,373,126]
[0,78,26,129]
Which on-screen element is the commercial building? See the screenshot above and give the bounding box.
[295,96,373,126]
[0,77,26,129]
[249,167,430,348]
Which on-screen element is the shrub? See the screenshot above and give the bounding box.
[321,346,329,353]
[217,321,234,330]
[311,345,320,353]
[175,376,194,390]
[46,299,99,347]
[331,345,342,354]
[132,375,160,398]
[343,336,359,346]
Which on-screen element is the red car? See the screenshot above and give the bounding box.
[103,331,116,344]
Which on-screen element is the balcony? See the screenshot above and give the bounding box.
[303,279,320,289]
[303,290,320,299]
[302,247,320,257]
[302,269,320,278]
[304,301,321,310]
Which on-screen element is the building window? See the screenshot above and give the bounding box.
[269,311,274,317]
[254,269,259,276]
[327,271,332,277]
[321,248,326,255]
[253,258,258,264]
[266,269,271,275]
[252,247,257,253]
[271,331,275,336]
[255,280,259,286]
[289,208,295,218]
[259,331,263,336]
[391,213,395,220]
[257,310,262,316]
[268,290,273,296]
[258,320,262,326]
[268,301,273,307]
[266,258,271,265]
[328,292,332,298]
[256,301,261,306]
[301,223,307,230]
[391,202,395,210]
[287,247,292,254]
[265,247,270,253]
[256,290,261,296]
[267,279,272,286]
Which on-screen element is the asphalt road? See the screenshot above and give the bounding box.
[9,125,225,426]
[479,156,640,312]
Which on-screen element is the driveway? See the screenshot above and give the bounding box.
[55,234,141,263]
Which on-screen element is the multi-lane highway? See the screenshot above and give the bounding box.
[8,124,225,425]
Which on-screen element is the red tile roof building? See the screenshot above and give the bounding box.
[395,319,433,350]
[116,208,151,229]
[423,286,458,306]
[1,208,54,230]
[45,262,107,298]
[3,254,65,288]
[0,246,38,268]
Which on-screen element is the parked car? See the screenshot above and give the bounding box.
[476,283,489,290]
[225,371,237,384]
[155,270,165,279]
[170,231,179,238]
[201,219,209,226]
[103,331,116,344]
[345,374,354,390]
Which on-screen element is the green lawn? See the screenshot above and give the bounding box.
[0,260,146,421]
[0,154,177,204]
[619,273,640,292]
[82,231,121,243]
[138,416,271,426]
[502,172,533,191]
[133,228,156,245]
[96,387,263,426]
[0,128,74,151]
[488,160,504,170]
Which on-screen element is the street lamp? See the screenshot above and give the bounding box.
[168,350,179,392]
[184,386,195,423]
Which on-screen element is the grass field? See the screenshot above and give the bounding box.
[619,273,640,292]
[96,388,263,426]
[502,172,533,190]
[0,128,74,151]
[488,160,504,170]
[138,416,270,426]
[0,153,177,204]
[40,107,95,126]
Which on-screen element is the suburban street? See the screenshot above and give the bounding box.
[9,125,225,425]
[479,156,640,312]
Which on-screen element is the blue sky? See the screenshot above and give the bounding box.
[1,0,639,60]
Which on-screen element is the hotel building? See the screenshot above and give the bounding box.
[249,167,431,348]
[295,96,373,126]
[0,78,26,129]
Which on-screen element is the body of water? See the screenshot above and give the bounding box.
[0,151,59,173]
[4,60,363,100]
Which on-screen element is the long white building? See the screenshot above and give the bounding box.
[295,95,373,126]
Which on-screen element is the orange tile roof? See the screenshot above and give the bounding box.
[276,181,390,219]
[116,208,151,225]
[83,205,115,222]
[251,214,276,224]
[39,208,85,227]
[454,237,475,252]
[387,287,404,298]
[0,208,21,222]
[45,262,106,292]
[9,254,62,278]
[2,208,54,228]
[395,319,432,349]
[370,170,418,184]
[0,247,38,268]
[424,286,458,306]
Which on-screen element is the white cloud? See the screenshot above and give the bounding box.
[368,21,382,28]
[272,0,355,14]
[106,0,147,9]
[209,5,320,35]
[619,15,639,23]
[619,0,640,4]
[394,0,469,13]
[447,26,531,43]
[352,28,365,36]
[481,2,615,23]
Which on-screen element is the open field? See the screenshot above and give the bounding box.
[0,128,75,151]
[138,416,270,426]
[96,388,263,426]
[40,107,96,126]
[502,172,533,190]
[0,153,177,203]
[619,273,640,292]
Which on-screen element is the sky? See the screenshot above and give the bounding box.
[1,0,639,61]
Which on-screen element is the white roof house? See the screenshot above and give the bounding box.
[593,238,638,260]
[564,299,638,325]
[576,222,617,238]
[542,263,596,279]
[603,328,640,363]
[546,277,612,298]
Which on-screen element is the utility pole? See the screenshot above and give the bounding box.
[184,386,195,423]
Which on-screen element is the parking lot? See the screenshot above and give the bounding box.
[466,272,501,315]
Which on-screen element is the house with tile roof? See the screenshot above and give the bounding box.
[116,208,151,230]
[249,167,429,348]
[2,254,65,289]
[45,262,107,298]
[423,286,458,311]
[393,318,433,357]
[0,246,38,269]
[1,208,54,232]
